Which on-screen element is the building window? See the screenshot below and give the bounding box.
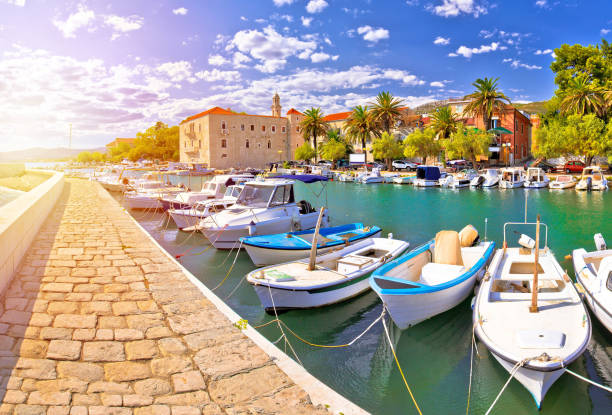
[281,126,286,133]
[267,140,271,149]
[250,124,254,131]
[296,126,300,132]
[222,154,227,158]
[271,125,276,133]
[515,120,518,131]
[246,139,249,148]
[241,124,245,131]
[221,121,226,130]
[221,139,227,148]
[262,125,266,132]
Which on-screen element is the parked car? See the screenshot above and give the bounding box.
[317,160,333,167]
[392,160,410,171]
[559,160,586,173]
[365,162,385,169]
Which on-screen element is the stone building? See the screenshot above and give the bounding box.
[179,94,306,169]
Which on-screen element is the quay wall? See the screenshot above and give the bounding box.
[0,170,64,294]
[0,163,25,178]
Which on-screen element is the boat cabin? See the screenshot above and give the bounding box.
[581,166,604,181]
[235,180,296,209]
[416,166,441,181]
[501,168,524,183]
[526,167,547,182]
[200,174,253,198]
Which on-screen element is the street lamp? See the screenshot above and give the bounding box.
[503,143,512,167]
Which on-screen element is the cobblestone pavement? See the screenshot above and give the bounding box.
[0,179,329,415]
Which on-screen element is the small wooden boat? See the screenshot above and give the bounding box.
[499,167,525,189]
[576,166,608,191]
[474,219,591,408]
[392,176,413,184]
[246,237,409,312]
[370,225,494,329]
[241,223,382,266]
[549,174,576,189]
[524,167,550,189]
[572,234,612,333]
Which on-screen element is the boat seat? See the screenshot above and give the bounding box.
[419,263,465,286]
[458,225,479,247]
[434,231,464,266]
[516,330,566,349]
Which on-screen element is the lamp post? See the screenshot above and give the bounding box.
[503,143,511,167]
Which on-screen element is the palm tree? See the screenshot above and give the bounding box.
[344,105,375,164]
[560,76,605,116]
[369,91,404,134]
[431,106,459,139]
[300,108,329,161]
[463,77,511,130]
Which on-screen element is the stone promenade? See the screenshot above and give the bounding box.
[0,179,329,415]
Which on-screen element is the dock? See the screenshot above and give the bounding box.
[0,179,353,414]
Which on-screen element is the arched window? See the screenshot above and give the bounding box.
[246,139,250,148]
[267,140,271,149]
[221,139,227,148]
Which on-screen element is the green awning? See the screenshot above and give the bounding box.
[488,127,513,134]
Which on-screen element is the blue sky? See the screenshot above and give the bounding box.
[0,0,610,150]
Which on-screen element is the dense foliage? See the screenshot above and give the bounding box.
[300,108,329,160]
[403,128,441,164]
[445,126,492,167]
[371,132,404,170]
[295,142,316,162]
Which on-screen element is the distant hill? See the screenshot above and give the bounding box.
[0,147,106,162]
[513,100,549,114]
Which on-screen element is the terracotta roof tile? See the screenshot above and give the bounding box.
[322,111,352,122]
[286,108,303,115]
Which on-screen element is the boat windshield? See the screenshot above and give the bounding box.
[236,184,276,207]
[557,175,571,183]
[224,186,242,198]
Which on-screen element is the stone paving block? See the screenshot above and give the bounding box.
[209,365,291,405]
[41,283,73,293]
[0,310,31,326]
[133,378,172,396]
[95,329,114,341]
[114,329,144,341]
[47,302,79,315]
[122,394,154,407]
[104,362,151,382]
[14,404,45,415]
[40,328,72,340]
[69,406,87,415]
[134,406,170,415]
[34,378,87,393]
[98,316,127,329]
[56,362,104,382]
[167,310,229,335]
[154,391,210,406]
[125,340,158,360]
[82,341,125,362]
[171,370,206,393]
[170,406,201,415]
[89,407,132,415]
[18,339,49,359]
[81,301,112,315]
[27,391,71,405]
[193,340,271,379]
[158,338,187,356]
[53,314,96,329]
[145,326,173,340]
[150,357,193,377]
[46,340,81,360]
[47,406,70,415]
[72,329,95,341]
[101,393,122,406]
[2,390,27,404]
[112,302,139,316]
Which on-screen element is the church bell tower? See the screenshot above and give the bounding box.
[271,93,281,117]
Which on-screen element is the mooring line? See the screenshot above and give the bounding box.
[565,368,612,393]
[212,240,243,291]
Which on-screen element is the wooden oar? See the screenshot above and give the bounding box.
[529,214,541,313]
[308,207,325,271]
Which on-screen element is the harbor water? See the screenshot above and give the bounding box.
[130,179,612,415]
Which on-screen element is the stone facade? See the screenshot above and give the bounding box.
[179,97,305,169]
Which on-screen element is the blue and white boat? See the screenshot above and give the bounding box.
[370,225,495,329]
[413,165,442,187]
[241,223,382,266]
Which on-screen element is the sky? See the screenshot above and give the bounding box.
[0,0,610,151]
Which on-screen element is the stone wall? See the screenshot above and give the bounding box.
[0,170,64,295]
[0,163,25,178]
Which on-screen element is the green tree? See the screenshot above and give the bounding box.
[91,152,106,163]
[300,108,329,160]
[77,151,93,163]
[319,140,347,168]
[295,142,316,163]
[560,76,605,116]
[403,128,441,164]
[109,142,133,162]
[550,40,612,92]
[371,132,404,170]
[344,105,375,164]
[445,126,491,168]
[369,91,404,134]
[463,77,511,130]
[431,106,459,139]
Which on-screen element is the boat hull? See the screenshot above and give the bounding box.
[499,180,524,188]
[524,181,549,189]
[251,275,372,311]
[169,210,206,230]
[493,353,564,408]
[573,250,612,333]
[549,182,576,189]
[125,196,161,210]
[413,179,439,187]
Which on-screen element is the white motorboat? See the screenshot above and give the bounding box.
[474,220,591,408]
[447,169,479,189]
[392,176,413,184]
[124,184,183,210]
[360,167,385,184]
[370,225,494,329]
[572,234,612,333]
[168,184,243,230]
[471,168,500,188]
[247,237,409,312]
[198,175,330,249]
[549,174,576,189]
[524,167,550,189]
[338,173,355,182]
[499,167,525,189]
[160,174,252,210]
[576,166,608,191]
[413,165,442,187]
[383,173,399,183]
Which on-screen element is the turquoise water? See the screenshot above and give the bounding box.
[132,181,612,415]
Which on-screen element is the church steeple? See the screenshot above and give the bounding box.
[271,92,281,117]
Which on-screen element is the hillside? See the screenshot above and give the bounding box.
[0,147,106,162]
[513,100,549,114]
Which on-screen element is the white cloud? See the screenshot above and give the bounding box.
[430,81,445,87]
[505,59,542,70]
[225,25,318,73]
[535,0,548,8]
[381,69,425,86]
[601,28,610,36]
[534,48,553,55]
[306,0,328,14]
[104,15,144,36]
[232,52,252,67]
[450,42,501,58]
[433,36,450,45]
[2,0,26,6]
[273,0,294,5]
[156,61,196,83]
[301,16,313,27]
[172,7,188,16]
[357,25,390,43]
[310,52,339,63]
[53,5,96,38]
[428,0,488,18]
[208,54,229,66]
[240,16,248,21]
[195,69,241,83]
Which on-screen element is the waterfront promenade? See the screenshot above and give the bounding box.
[0,179,329,414]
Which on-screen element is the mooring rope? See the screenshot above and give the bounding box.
[484,359,527,415]
[465,321,480,415]
[565,368,612,393]
[266,284,303,365]
[212,240,243,291]
[381,313,424,415]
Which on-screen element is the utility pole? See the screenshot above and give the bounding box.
[69,124,72,149]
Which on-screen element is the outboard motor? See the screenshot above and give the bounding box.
[586,176,592,191]
[594,233,607,251]
[518,234,536,250]
[474,175,484,187]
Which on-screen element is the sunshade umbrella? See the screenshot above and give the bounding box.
[488,127,513,134]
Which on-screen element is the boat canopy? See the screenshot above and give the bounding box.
[416,166,441,180]
[275,174,329,183]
